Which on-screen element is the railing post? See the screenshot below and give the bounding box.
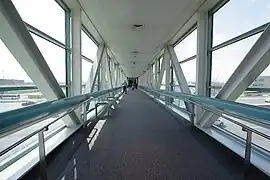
[83,103,87,123]
[244,128,252,164]
[95,103,98,119]
[38,129,48,180]
[190,102,195,126]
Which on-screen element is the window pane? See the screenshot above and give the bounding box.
[174,29,197,62]
[81,30,98,60]
[161,71,166,90]
[0,40,31,82]
[236,66,270,106]
[213,0,270,46]
[31,33,66,84]
[180,59,196,85]
[12,0,65,43]
[211,33,261,87]
[82,60,93,84]
[0,40,48,113]
[160,57,163,69]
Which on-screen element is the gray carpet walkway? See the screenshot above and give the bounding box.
[58,90,245,180]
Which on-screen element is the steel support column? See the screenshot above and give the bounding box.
[167,45,191,111]
[71,7,82,117]
[85,45,105,93]
[165,49,171,102]
[65,10,72,97]
[105,49,113,89]
[156,52,167,89]
[99,49,107,90]
[199,24,270,128]
[149,65,153,88]
[155,59,159,89]
[165,50,170,92]
[167,45,190,94]
[195,11,209,123]
[115,64,119,86]
[0,0,79,125]
[71,7,82,96]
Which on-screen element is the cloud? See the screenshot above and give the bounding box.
[267,3,270,9]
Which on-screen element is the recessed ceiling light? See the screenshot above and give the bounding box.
[132,24,144,29]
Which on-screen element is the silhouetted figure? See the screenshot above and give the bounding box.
[122,81,127,94]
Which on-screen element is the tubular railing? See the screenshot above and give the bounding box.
[140,86,270,165]
[0,87,123,179]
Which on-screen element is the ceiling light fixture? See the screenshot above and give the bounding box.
[132,24,144,29]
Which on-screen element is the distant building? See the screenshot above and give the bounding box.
[249,76,270,88]
[0,79,25,86]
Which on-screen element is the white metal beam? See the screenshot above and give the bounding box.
[71,7,82,118]
[85,45,105,93]
[99,49,107,90]
[104,48,113,89]
[149,65,154,88]
[199,24,270,128]
[156,52,167,89]
[167,45,191,94]
[155,59,159,89]
[115,64,120,86]
[195,11,209,122]
[165,49,170,91]
[110,62,116,87]
[0,0,79,125]
[71,7,82,97]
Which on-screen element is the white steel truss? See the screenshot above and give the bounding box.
[199,24,270,128]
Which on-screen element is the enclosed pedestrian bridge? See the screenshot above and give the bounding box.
[0,0,270,179]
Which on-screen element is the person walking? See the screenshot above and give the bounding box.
[122,80,127,94]
[132,81,136,91]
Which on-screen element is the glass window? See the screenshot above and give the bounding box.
[160,71,166,90]
[160,57,163,69]
[180,59,196,85]
[212,0,270,46]
[82,60,93,85]
[173,70,179,86]
[81,30,98,61]
[31,33,66,84]
[174,29,197,62]
[0,40,47,113]
[211,33,261,87]
[236,63,270,107]
[0,40,31,82]
[12,0,65,43]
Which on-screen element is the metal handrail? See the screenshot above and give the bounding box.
[0,87,123,179]
[154,88,270,123]
[0,85,68,92]
[141,86,270,164]
[0,87,122,135]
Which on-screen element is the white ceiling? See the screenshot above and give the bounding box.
[65,0,218,77]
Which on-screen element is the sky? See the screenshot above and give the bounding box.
[0,0,97,83]
[0,0,270,85]
[174,0,270,84]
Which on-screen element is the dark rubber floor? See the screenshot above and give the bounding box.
[57,90,267,180]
